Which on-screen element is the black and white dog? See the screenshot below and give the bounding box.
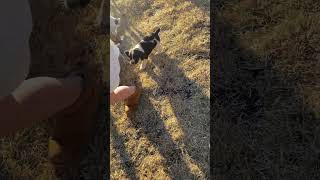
[124,28,162,70]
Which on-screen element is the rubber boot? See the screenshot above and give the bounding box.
[124,86,141,116]
[48,63,102,179]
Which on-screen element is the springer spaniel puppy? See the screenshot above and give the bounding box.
[124,28,162,70]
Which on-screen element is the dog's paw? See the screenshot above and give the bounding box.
[155,44,163,54]
[139,64,145,70]
[139,60,147,70]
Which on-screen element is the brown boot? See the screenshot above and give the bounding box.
[48,63,103,179]
[124,86,141,114]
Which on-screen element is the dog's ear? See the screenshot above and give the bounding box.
[124,50,130,58]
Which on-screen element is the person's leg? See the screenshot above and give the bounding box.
[110,86,136,105]
[110,85,142,116]
[0,76,83,137]
[47,63,102,179]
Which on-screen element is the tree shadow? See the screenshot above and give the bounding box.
[211,6,320,180]
[147,54,210,177]
[131,88,201,179]
[110,86,200,179]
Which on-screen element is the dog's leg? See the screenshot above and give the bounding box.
[140,59,148,70]
[155,44,163,54]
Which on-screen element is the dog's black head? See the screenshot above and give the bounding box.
[124,50,140,64]
[143,28,161,43]
[124,50,133,64]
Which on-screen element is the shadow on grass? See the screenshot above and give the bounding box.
[110,116,139,180]
[145,54,210,178]
[28,0,100,77]
[110,3,210,179]
[132,88,201,179]
[0,156,9,180]
[187,0,210,13]
[79,98,106,180]
[211,6,320,180]
[114,13,209,180]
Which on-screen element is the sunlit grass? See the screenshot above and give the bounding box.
[110,0,210,179]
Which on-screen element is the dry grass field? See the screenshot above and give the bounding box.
[5,0,320,179]
[110,0,210,179]
[0,0,210,179]
[212,0,320,179]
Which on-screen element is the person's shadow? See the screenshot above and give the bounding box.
[211,3,320,179]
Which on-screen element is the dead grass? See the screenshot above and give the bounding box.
[0,0,106,179]
[110,0,210,179]
[212,0,320,179]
